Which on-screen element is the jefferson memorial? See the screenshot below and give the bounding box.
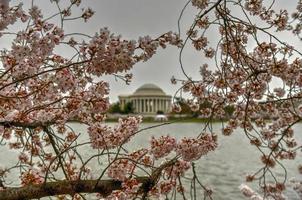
[118,84,172,114]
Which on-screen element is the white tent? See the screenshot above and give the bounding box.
[154,114,168,121]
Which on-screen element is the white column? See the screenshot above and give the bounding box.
[167,100,169,112]
[153,99,156,113]
[141,99,143,113]
[132,99,135,112]
[166,99,168,112]
[166,99,169,112]
[148,99,150,113]
[152,99,154,113]
[159,99,161,112]
[161,99,163,112]
[146,98,148,113]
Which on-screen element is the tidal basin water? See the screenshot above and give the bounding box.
[120,122,302,200]
[1,122,302,200]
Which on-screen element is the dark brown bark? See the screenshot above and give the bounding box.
[0,177,151,200]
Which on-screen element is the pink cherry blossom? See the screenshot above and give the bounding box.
[150,135,176,159]
[176,134,217,161]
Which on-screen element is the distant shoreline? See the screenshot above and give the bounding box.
[105,117,228,123]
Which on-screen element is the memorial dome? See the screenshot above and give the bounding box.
[133,83,166,96]
[118,83,172,114]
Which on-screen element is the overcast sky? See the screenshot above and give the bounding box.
[77,0,201,103]
[37,0,205,103]
[6,0,301,102]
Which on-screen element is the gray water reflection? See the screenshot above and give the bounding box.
[122,123,302,200]
[0,122,302,200]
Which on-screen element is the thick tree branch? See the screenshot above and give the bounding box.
[0,119,83,129]
[0,177,151,200]
[0,158,177,200]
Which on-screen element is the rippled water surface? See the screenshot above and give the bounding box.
[1,122,302,200]
[124,123,302,200]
